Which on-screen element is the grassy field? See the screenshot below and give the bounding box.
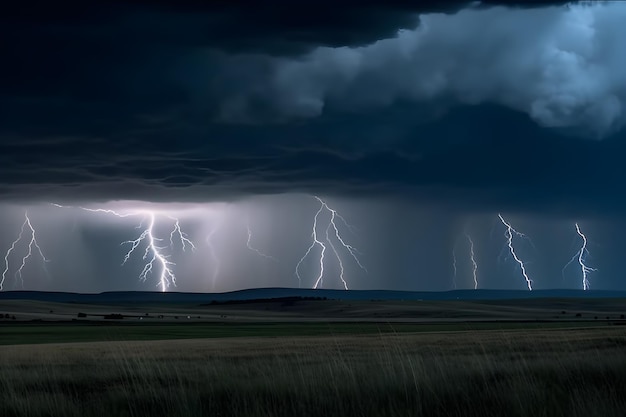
[0,320,615,345]
[1,297,626,416]
[1,327,626,417]
[2,297,626,323]
[1,296,624,345]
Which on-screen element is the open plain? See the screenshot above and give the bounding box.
[1,296,626,416]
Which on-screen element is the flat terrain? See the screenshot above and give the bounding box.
[2,326,626,417]
[1,297,625,344]
[1,297,626,416]
[0,321,619,345]
[2,296,626,322]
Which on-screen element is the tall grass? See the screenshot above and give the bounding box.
[1,328,625,417]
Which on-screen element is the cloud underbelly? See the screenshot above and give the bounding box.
[218,3,626,138]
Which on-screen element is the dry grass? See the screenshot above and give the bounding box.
[1,327,626,416]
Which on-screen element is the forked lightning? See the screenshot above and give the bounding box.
[295,196,366,290]
[246,220,277,261]
[498,214,533,291]
[52,204,195,292]
[1,212,48,290]
[562,223,596,290]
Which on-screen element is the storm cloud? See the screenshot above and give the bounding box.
[0,1,624,216]
[217,3,626,135]
[3,1,626,294]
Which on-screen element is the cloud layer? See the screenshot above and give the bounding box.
[218,3,626,136]
[1,1,625,215]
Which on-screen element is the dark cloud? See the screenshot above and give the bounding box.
[0,1,574,105]
[2,100,626,216]
[2,1,570,55]
[217,4,626,133]
[1,0,624,217]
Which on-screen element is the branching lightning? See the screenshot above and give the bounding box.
[295,202,327,289]
[1,202,602,294]
[169,216,195,252]
[562,223,596,290]
[575,223,596,290]
[52,204,195,292]
[1,212,49,290]
[295,196,366,289]
[121,212,176,292]
[325,218,347,290]
[498,214,533,291]
[246,220,277,261]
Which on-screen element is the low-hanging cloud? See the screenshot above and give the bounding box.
[1,1,625,214]
[218,3,626,137]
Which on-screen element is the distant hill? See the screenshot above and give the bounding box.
[0,288,625,304]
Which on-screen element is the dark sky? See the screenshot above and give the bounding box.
[1,0,625,293]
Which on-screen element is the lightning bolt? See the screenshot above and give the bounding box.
[168,217,195,252]
[121,212,177,292]
[452,228,479,290]
[562,223,596,290]
[1,212,49,290]
[296,202,325,289]
[466,233,478,290]
[324,218,347,290]
[246,220,277,261]
[52,204,195,292]
[295,196,366,290]
[498,214,533,291]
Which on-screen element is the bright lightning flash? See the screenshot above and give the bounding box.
[295,196,366,290]
[498,214,533,291]
[53,205,195,292]
[1,212,49,290]
[563,223,596,290]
